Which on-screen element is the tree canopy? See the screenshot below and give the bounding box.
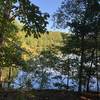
[0,0,49,88]
[0,0,49,42]
[53,0,100,92]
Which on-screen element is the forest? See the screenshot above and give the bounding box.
[0,0,100,100]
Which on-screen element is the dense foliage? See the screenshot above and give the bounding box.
[53,0,100,92]
[0,0,49,88]
[0,0,100,94]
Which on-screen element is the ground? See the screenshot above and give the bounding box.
[0,89,100,100]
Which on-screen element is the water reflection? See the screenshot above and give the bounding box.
[12,69,100,92]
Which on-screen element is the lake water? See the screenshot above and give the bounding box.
[12,70,100,92]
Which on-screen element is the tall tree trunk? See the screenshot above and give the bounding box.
[0,0,11,88]
[95,36,99,92]
[86,49,95,92]
[78,35,84,92]
[67,57,70,90]
[8,67,12,88]
[0,68,2,88]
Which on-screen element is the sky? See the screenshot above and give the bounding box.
[30,0,65,32]
[31,0,63,14]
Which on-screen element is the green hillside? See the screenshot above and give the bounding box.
[1,31,65,81]
[17,31,64,59]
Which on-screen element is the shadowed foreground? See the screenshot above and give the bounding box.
[0,89,100,100]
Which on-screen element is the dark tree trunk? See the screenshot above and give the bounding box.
[67,58,70,89]
[78,35,84,92]
[8,67,12,88]
[86,49,95,92]
[0,68,2,88]
[95,36,99,92]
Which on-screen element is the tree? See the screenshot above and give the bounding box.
[0,0,49,44]
[0,0,49,88]
[53,0,100,92]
